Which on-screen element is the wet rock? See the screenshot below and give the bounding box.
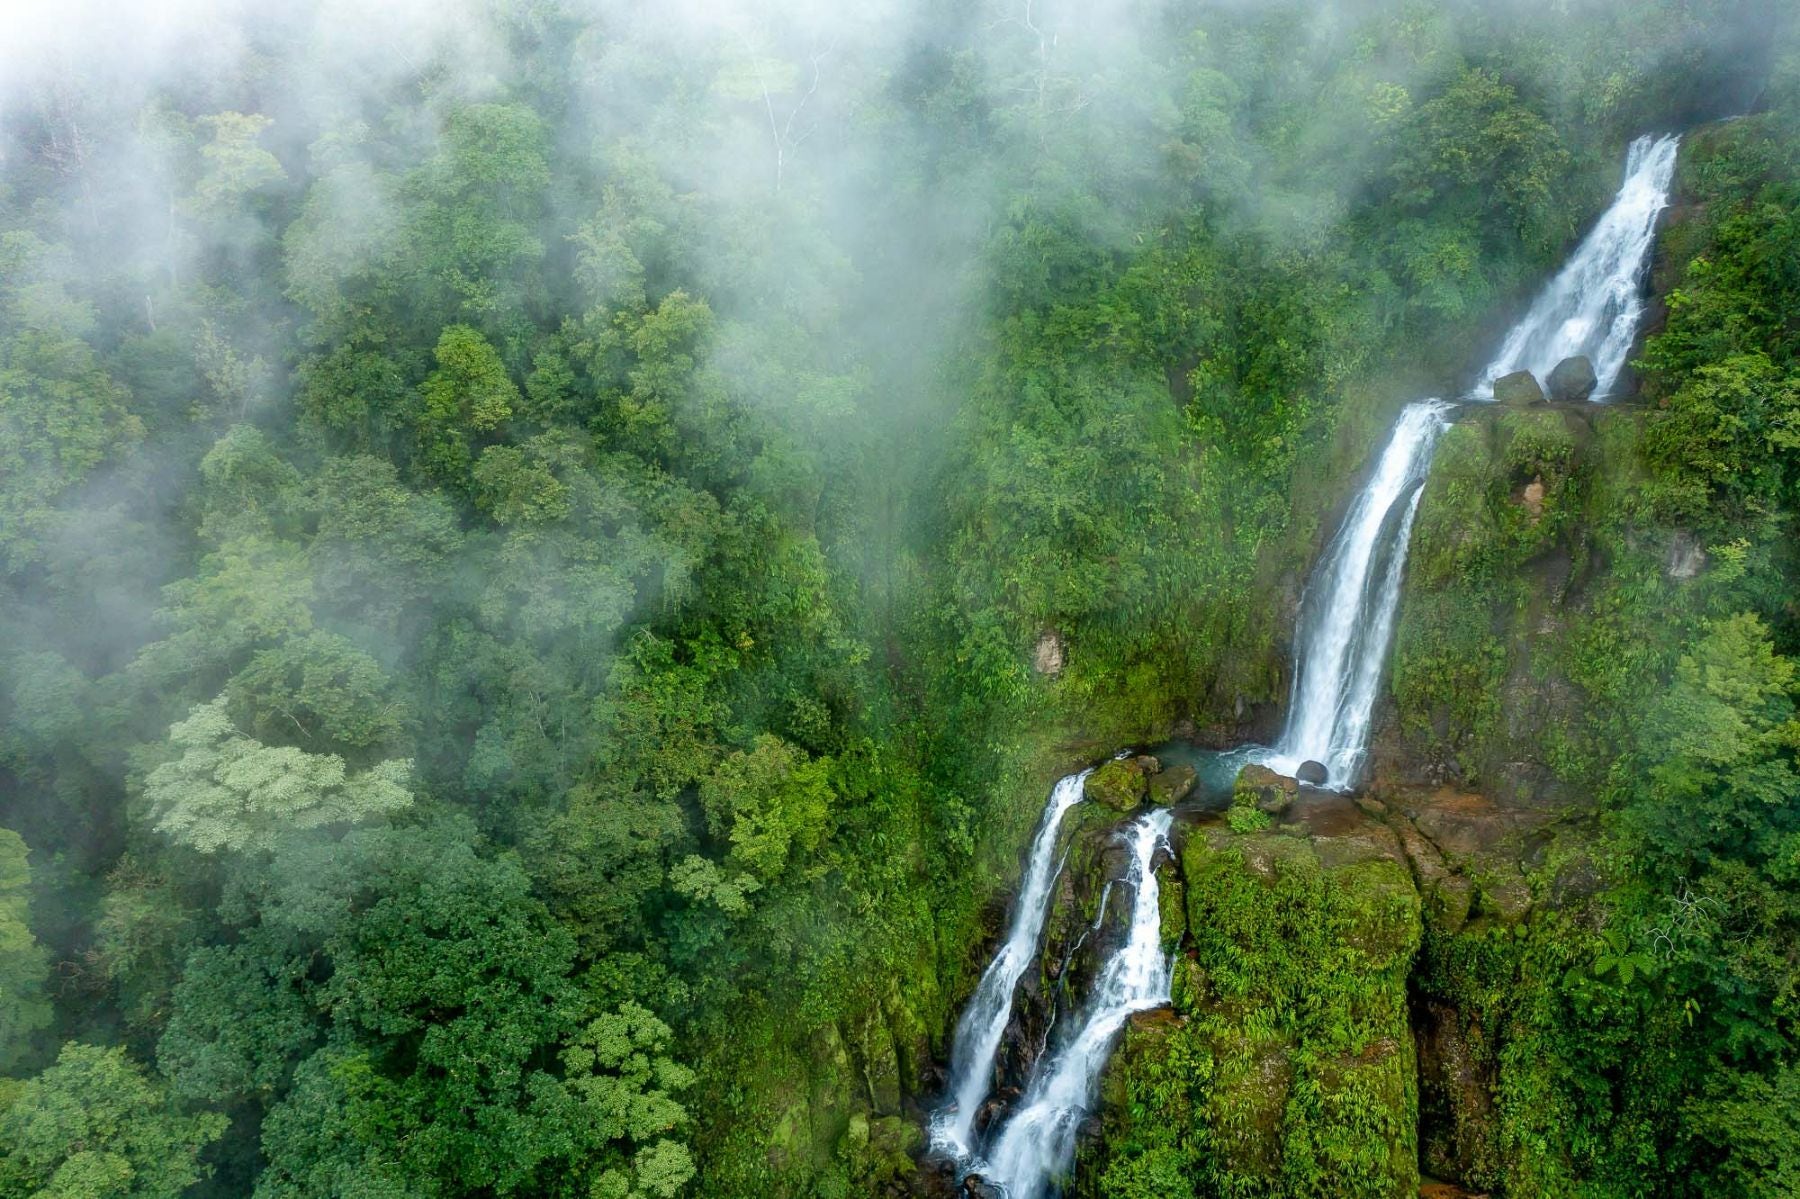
[1546,355,1597,402]
[1234,763,1298,815]
[1295,759,1329,786]
[961,1173,1002,1198]
[1493,370,1545,406]
[1418,999,1502,1191]
[1238,766,1296,813]
[1084,758,1148,810]
[1149,763,1197,805]
[1032,629,1065,675]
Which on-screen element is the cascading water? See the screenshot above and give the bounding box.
[929,770,1089,1161]
[980,809,1173,1199]
[1264,133,1677,790]
[1482,134,1680,399]
[1260,401,1451,789]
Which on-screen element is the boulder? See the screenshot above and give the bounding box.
[1032,629,1065,675]
[1492,370,1545,406]
[1084,758,1148,810]
[1149,763,1198,806]
[1234,763,1298,816]
[962,1174,1002,1199]
[1295,760,1329,786]
[1546,355,1597,402]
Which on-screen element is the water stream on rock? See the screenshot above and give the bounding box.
[980,809,1174,1199]
[929,769,1090,1160]
[1258,400,1451,789]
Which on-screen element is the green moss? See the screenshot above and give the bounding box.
[1085,758,1150,810]
[1080,826,1423,1198]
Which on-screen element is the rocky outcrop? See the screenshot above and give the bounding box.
[1546,355,1597,402]
[1149,762,1197,805]
[1032,629,1065,675]
[1083,753,1202,811]
[1382,404,1604,809]
[1493,370,1545,405]
[1076,796,1423,1198]
[1083,757,1150,809]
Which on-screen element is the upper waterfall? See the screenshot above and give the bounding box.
[1266,134,1677,789]
[1481,133,1680,399]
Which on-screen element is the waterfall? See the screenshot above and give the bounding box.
[980,809,1173,1199]
[931,136,1680,1195]
[1261,401,1452,789]
[930,770,1089,1161]
[1482,133,1680,400]
[1265,133,1677,789]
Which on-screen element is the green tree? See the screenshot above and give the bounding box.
[208,823,698,1199]
[0,829,49,1071]
[1388,67,1573,257]
[699,734,834,885]
[0,1043,226,1199]
[416,325,518,482]
[0,233,143,569]
[225,631,409,757]
[188,113,285,216]
[143,697,413,854]
[1634,614,1799,868]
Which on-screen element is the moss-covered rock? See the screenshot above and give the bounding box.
[1384,405,1603,803]
[1234,762,1298,815]
[1085,758,1149,810]
[1494,369,1546,405]
[1080,811,1423,1198]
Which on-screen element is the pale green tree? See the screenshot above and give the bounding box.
[143,697,412,854]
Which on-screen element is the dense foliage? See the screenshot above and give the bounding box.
[0,0,1792,1196]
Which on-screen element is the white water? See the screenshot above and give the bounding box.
[1260,401,1451,789]
[930,770,1089,1161]
[981,810,1173,1199]
[1482,134,1680,400]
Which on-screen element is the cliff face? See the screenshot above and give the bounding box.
[1069,156,1727,1196]
[1378,401,1616,809]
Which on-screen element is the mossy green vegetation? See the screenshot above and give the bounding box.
[1377,98,1800,1198]
[1079,819,1422,1199]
